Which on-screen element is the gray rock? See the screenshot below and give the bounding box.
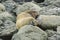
[39,0,60,7]
[2,0,17,13]
[42,0,56,6]
[0,39,3,40]
[16,2,42,15]
[0,12,16,36]
[48,33,60,40]
[57,26,60,34]
[53,0,60,7]
[57,33,60,40]
[0,0,7,3]
[39,7,60,15]
[48,34,57,40]
[37,15,60,29]
[12,25,47,40]
[56,26,60,40]
[45,30,56,37]
[0,3,5,13]
[0,12,15,22]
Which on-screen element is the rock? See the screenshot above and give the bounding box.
[12,25,47,40]
[52,0,60,7]
[37,15,60,29]
[56,26,60,40]
[39,7,60,15]
[0,3,5,13]
[48,34,57,40]
[0,12,15,22]
[0,0,7,3]
[57,33,60,40]
[57,26,60,33]
[13,0,32,4]
[0,39,3,40]
[14,5,22,15]
[42,0,56,6]
[16,2,42,15]
[0,12,16,36]
[39,0,60,7]
[34,0,44,3]
[2,0,17,13]
[45,30,56,37]
[48,33,60,40]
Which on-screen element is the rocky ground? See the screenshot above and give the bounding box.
[0,0,59,40]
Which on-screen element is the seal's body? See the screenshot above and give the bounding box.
[16,10,38,29]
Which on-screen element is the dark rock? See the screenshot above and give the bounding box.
[34,0,44,3]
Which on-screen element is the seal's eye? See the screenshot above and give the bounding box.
[34,0,45,3]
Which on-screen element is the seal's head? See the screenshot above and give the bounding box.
[25,10,39,19]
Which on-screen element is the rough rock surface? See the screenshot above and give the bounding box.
[0,12,16,36]
[12,25,47,40]
[39,7,60,15]
[37,15,60,29]
[45,30,56,37]
[38,0,60,7]
[48,34,57,40]
[2,0,17,13]
[16,2,42,15]
[0,3,5,13]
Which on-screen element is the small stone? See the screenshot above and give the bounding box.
[45,30,56,37]
[0,3,5,13]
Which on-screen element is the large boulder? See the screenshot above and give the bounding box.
[16,2,42,15]
[37,15,60,29]
[12,25,47,40]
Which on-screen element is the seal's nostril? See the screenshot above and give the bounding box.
[34,0,45,3]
